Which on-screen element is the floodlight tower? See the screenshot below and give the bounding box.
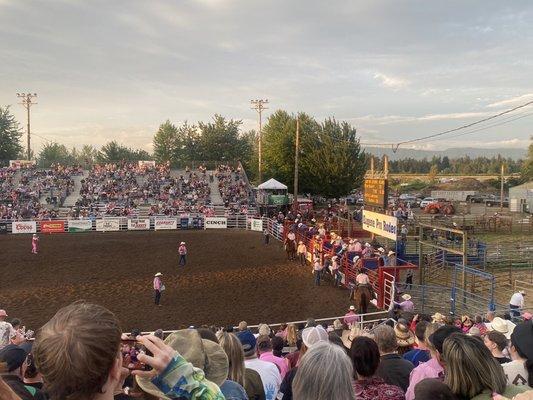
[251,99,269,183]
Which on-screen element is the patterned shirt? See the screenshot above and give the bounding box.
[0,321,14,350]
[151,354,224,399]
[353,377,405,400]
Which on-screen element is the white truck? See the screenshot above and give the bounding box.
[430,190,477,202]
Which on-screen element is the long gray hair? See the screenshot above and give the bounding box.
[293,342,354,400]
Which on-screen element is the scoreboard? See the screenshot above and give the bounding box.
[364,178,388,209]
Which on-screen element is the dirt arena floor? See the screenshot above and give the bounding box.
[0,230,352,331]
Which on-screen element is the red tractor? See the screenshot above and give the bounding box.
[424,199,455,215]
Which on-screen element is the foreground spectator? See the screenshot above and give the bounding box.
[292,341,354,400]
[373,324,414,392]
[443,333,528,399]
[503,320,533,387]
[483,331,511,364]
[257,336,289,380]
[413,378,458,400]
[217,331,265,400]
[237,330,281,400]
[0,310,14,350]
[0,344,46,400]
[0,375,23,400]
[403,320,431,367]
[350,336,405,400]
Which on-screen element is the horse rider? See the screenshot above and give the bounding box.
[330,255,341,287]
[286,229,296,246]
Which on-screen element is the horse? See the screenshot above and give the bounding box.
[284,239,297,261]
[351,284,373,314]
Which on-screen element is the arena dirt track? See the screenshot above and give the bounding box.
[0,230,352,331]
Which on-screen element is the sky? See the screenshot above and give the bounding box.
[0,0,532,154]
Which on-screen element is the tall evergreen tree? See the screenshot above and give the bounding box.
[0,106,23,164]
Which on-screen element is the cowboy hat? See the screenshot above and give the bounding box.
[365,243,371,247]
[154,272,163,277]
[136,330,228,399]
[394,323,415,347]
[388,250,395,256]
[180,241,185,245]
[299,241,303,244]
[349,305,355,311]
[490,317,516,339]
[519,290,526,296]
[378,247,385,252]
[431,312,445,324]
[401,293,411,301]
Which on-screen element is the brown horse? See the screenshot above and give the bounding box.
[284,239,297,261]
[352,285,373,314]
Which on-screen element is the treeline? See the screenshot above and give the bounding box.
[388,156,523,174]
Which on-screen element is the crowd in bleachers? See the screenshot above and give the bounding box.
[0,165,81,220]
[1,302,531,400]
[217,164,251,211]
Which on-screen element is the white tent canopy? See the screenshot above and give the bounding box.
[257,178,287,190]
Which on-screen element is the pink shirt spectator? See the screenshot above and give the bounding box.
[344,311,360,326]
[405,357,444,400]
[354,242,363,252]
[396,300,414,312]
[259,352,289,380]
[178,245,187,255]
[153,277,162,291]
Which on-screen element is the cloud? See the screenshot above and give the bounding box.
[373,72,409,90]
[487,93,533,108]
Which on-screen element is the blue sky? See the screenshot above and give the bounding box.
[0,0,532,152]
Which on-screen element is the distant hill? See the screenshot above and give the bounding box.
[363,146,527,161]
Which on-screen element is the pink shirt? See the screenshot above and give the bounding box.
[259,352,289,380]
[353,242,363,252]
[356,273,370,284]
[344,311,360,326]
[405,357,444,400]
[178,245,187,255]
[153,277,161,290]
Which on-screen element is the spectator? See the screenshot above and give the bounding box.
[343,306,359,327]
[413,378,458,400]
[21,354,43,391]
[0,310,15,350]
[484,331,511,364]
[443,333,528,399]
[257,336,289,380]
[373,324,414,392]
[217,331,265,400]
[271,336,285,359]
[292,342,354,400]
[509,291,526,319]
[403,321,431,367]
[0,344,46,400]
[285,324,298,348]
[238,321,248,331]
[285,339,302,370]
[503,320,533,387]
[296,241,306,266]
[350,336,405,400]
[405,324,458,400]
[237,330,281,400]
[489,317,516,340]
[278,325,328,400]
[394,320,415,356]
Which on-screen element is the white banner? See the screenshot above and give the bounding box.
[127,219,151,231]
[67,219,93,232]
[204,217,227,229]
[154,218,178,230]
[12,221,37,234]
[138,160,156,168]
[250,218,263,232]
[96,218,120,232]
[362,210,398,241]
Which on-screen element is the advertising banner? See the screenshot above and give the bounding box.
[11,221,37,234]
[138,160,156,168]
[9,160,36,169]
[40,220,65,234]
[204,217,227,229]
[250,218,263,232]
[0,223,7,234]
[96,218,120,232]
[154,218,178,230]
[127,219,151,231]
[67,219,93,232]
[362,210,398,241]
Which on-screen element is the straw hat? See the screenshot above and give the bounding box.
[431,312,446,324]
[388,250,395,256]
[395,323,415,347]
[136,330,228,399]
[378,247,385,252]
[401,293,412,301]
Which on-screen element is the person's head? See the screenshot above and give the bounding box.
[0,310,7,322]
[237,321,247,331]
[509,320,533,387]
[428,325,461,362]
[33,302,122,400]
[372,325,397,355]
[286,323,298,347]
[301,325,328,356]
[256,335,272,355]
[293,342,354,400]
[236,329,257,358]
[258,324,271,337]
[486,311,495,322]
[271,336,284,357]
[0,345,27,377]
[197,328,219,344]
[483,330,508,356]
[350,336,380,379]
[414,378,458,400]
[10,319,21,331]
[414,321,430,347]
[217,331,246,387]
[443,333,507,399]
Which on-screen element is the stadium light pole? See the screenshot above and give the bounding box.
[16,92,38,160]
[251,99,269,183]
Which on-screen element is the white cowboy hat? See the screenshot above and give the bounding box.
[388,251,395,256]
[489,317,516,339]
[401,293,411,301]
[353,256,360,261]
[154,272,163,277]
[378,247,385,252]
[365,243,371,247]
[349,239,354,244]
[519,290,526,295]
[332,255,338,260]
[349,305,355,311]
[180,241,185,245]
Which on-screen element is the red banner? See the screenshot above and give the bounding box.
[40,220,65,234]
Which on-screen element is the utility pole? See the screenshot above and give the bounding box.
[500,163,505,212]
[293,116,300,211]
[250,99,269,183]
[17,93,38,160]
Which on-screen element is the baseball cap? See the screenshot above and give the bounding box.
[428,325,461,354]
[510,320,533,361]
[236,330,257,356]
[301,325,328,348]
[0,344,28,372]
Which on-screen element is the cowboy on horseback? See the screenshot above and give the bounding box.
[351,265,375,314]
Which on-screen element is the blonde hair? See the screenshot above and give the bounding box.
[217,331,246,387]
[286,323,298,347]
[423,323,439,352]
[443,333,507,398]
